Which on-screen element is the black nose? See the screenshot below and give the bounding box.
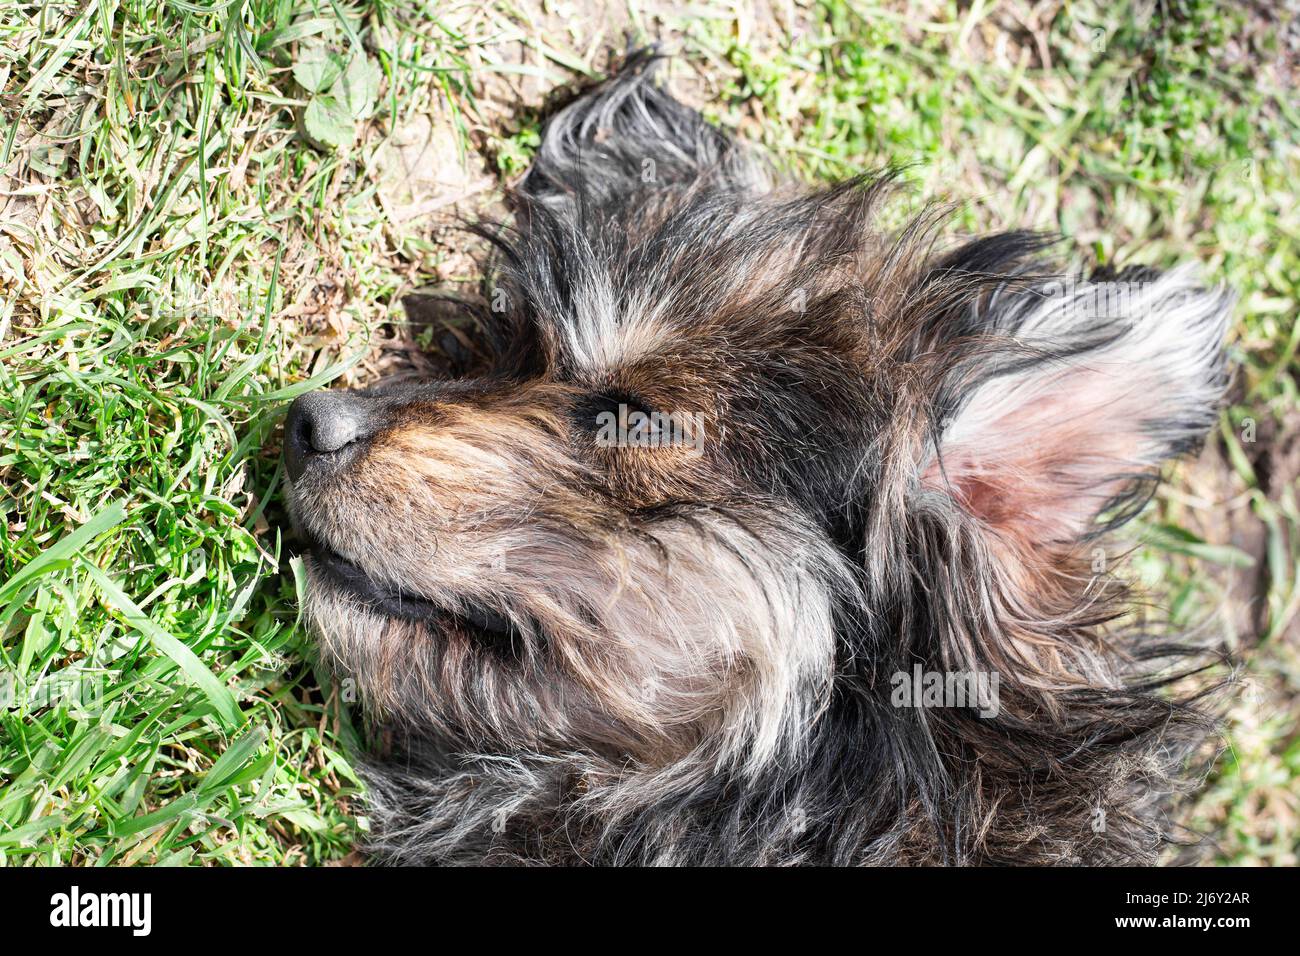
[284,391,374,481]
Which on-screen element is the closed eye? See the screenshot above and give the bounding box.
[570,392,654,433]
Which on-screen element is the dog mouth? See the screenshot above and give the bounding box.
[304,539,520,639]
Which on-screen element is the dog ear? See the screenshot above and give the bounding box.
[920,267,1231,554]
[517,50,767,214]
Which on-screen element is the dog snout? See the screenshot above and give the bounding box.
[284,391,375,480]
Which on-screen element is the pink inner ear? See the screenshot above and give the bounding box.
[922,368,1148,547]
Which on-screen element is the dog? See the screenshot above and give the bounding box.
[282,52,1231,865]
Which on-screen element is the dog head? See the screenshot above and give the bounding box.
[283,57,1230,792]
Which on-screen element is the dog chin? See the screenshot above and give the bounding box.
[304,541,520,638]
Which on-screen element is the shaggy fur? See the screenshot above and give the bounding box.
[282,52,1231,865]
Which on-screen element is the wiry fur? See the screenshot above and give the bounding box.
[283,52,1232,865]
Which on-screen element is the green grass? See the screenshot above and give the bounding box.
[1,0,1296,865]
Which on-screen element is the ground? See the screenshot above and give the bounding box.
[0,0,1297,865]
